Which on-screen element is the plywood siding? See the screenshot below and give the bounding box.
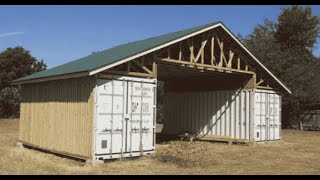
[19,76,96,159]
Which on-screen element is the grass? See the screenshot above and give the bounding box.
[0,119,320,174]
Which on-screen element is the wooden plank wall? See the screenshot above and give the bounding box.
[19,76,96,159]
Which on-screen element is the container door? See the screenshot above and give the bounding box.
[268,93,275,140]
[95,79,126,155]
[127,80,156,153]
[254,92,267,142]
[272,93,281,140]
[266,93,281,140]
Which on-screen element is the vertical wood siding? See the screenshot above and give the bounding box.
[19,76,95,159]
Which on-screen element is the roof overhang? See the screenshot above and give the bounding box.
[11,71,89,85]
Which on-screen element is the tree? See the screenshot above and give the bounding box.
[0,46,47,118]
[243,19,292,77]
[275,5,320,50]
[0,87,20,118]
[243,5,320,128]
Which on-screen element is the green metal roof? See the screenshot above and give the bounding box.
[15,21,221,82]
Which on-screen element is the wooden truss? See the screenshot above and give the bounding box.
[101,30,274,90]
[102,55,158,79]
[154,31,255,75]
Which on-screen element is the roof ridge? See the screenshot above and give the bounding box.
[101,21,219,51]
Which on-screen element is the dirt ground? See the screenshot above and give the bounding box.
[0,119,320,175]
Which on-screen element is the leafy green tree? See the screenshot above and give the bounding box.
[0,87,20,118]
[0,46,47,118]
[243,5,320,128]
[276,5,320,50]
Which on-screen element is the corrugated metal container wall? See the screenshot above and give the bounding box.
[19,76,96,159]
[163,90,253,140]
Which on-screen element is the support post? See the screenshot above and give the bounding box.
[152,57,158,78]
[211,35,215,66]
[179,42,182,61]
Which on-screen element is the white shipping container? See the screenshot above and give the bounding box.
[163,89,282,142]
[163,90,253,140]
[93,76,156,160]
[254,90,281,142]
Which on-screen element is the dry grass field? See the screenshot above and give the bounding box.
[0,119,320,175]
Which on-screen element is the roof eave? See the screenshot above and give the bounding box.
[11,71,90,85]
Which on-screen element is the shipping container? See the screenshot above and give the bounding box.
[93,75,157,160]
[163,89,281,142]
[254,90,282,142]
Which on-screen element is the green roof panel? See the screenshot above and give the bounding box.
[16,21,220,82]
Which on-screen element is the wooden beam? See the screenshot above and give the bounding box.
[191,64,229,73]
[256,79,264,86]
[194,40,207,63]
[245,65,248,71]
[227,50,234,68]
[257,85,273,90]
[201,47,204,64]
[156,57,255,75]
[132,60,153,75]
[201,34,205,64]
[216,37,228,67]
[188,38,195,62]
[211,36,215,66]
[104,70,155,78]
[152,58,158,78]
[237,58,241,70]
[179,42,182,61]
[218,40,223,66]
[191,31,212,64]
